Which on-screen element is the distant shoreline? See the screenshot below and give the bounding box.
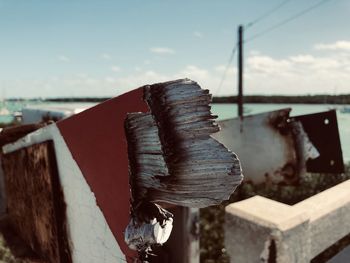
[6,94,350,104]
[212,95,350,104]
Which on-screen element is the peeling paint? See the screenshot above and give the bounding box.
[260,236,279,263]
[213,108,320,185]
[124,79,243,259]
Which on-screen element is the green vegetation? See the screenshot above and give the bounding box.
[200,167,350,263]
[0,235,26,263]
[1,170,349,262]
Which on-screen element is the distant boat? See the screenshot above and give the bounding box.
[0,100,10,116]
[0,107,10,115]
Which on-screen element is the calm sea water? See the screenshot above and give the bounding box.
[1,101,349,161]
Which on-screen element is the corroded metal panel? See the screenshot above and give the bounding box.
[125,80,242,208]
[294,110,344,173]
[213,109,300,184]
[124,79,242,259]
[1,141,71,263]
[213,108,343,185]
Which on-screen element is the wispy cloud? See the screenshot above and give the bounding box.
[111,66,120,72]
[58,55,70,62]
[105,77,116,83]
[150,47,175,55]
[244,49,350,95]
[9,40,350,98]
[101,53,112,60]
[314,41,350,51]
[194,31,203,38]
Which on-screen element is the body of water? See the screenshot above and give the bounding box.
[1,101,349,162]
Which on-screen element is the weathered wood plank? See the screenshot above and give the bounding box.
[1,141,71,263]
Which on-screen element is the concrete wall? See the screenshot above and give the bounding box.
[225,179,350,262]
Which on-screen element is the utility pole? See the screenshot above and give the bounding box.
[238,25,243,118]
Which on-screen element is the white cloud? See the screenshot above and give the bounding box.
[243,48,350,95]
[249,50,261,56]
[105,77,115,83]
[314,41,350,51]
[247,55,292,75]
[289,55,315,63]
[176,65,209,79]
[150,47,175,55]
[194,31,203,38]
[7,40,350,98]
[101,53,112,60]
[111,66,120,72]
[58,55,70,62]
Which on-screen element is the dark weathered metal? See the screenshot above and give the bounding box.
[124,79,242,257]
[238,25,244,118]
[125,79,243,208]
[293,110,344,173]
[214,108,344,185]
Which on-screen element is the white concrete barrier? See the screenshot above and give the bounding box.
[225,179,350,262]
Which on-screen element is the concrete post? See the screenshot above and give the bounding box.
[225,180,350,262]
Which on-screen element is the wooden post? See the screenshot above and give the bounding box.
[238,25,244,118]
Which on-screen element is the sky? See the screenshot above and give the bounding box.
[0,0,350,98]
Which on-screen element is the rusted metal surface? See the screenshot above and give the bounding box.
[1,141,71,263]
[125,79,242,208]
[124,79,243,259]
[213,109,319,184]
[214,108,344,185]
[293,110,344,173]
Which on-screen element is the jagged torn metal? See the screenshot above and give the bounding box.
[124,79,243,254]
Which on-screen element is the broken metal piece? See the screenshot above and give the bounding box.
[125,112,169,204]
[125,79,243,208]
[293,110,344,173]
[125,204,173,252]
[124,79,243,258]
[144,79,243,207]
[213,109,320,185]
[133,202,173,227]
[289,121,320,177]
[214,108,344,185]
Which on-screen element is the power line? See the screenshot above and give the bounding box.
[245,0,292,29]
[215,0,332,96]
[215,43,238,96]
[245,0,333,43]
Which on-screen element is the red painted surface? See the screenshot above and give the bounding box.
[57,88,148,261]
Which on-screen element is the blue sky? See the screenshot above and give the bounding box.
[1,0,350,98]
